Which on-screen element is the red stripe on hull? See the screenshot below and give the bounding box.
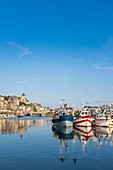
[74,119,92,125]
[80,115,92,119]
[82,134,92,139]
[74,126,92,134]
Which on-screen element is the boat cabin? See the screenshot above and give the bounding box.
[80,109,91,116]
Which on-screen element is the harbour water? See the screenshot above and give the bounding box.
[0,117,113,170]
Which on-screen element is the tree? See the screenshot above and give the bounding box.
[33,106,37,112]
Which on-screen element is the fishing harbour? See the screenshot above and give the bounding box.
[0,116,113,170]
[1,99,113,170]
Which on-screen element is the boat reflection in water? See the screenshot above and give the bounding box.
[74,126,92,142]
[74,126,113,150]
[94,126,113,139]
[74,126,93,154]
[52,126,93,163]
[94,126,113,152]
[52,126,74,138]
[52,126,77,163]
[88,126,113,158]
[52,124,113,165]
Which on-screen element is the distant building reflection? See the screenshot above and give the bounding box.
[0,119,51,138]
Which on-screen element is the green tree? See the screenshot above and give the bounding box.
[33,106,37,112]
[19,102,26,106]
[4,96,9,100]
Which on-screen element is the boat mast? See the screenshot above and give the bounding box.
[60,99,65,108]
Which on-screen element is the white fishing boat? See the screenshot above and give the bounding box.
[94,113,113,127]
[74,109,92,127]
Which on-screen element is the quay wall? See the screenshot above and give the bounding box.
[31,112,53,117]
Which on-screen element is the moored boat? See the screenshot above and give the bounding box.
[74,109,92,127]
[94,113,113,127]
[52,100,74,127]
[52,108,74,127]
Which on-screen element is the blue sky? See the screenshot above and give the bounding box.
[0,0,113,108]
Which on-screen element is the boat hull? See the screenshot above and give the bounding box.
[74,116,92,127]
[52,115,74,127]
[95,117,113,127]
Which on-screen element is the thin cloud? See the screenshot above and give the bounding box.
[29,78,37,81]
[20,48,32,58]
[94,63,113,71]
[30,85,35,88]
[18,80,27,84]
[5,41,32,58]
[19,78,37,84]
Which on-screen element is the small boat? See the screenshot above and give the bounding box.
[94,113,113,127]
[18,113,24,118]
[52,108,74,127]
[74,109,92,127]
[18,115,24,118]
[52,100,74,127]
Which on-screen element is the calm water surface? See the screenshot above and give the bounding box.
[0,117,113,170]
